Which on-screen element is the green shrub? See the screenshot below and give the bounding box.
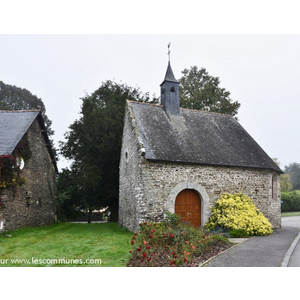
[165,211,181,227]
[205,193,273,236]
[281,190,300,212]
[128,221,231,267]
[229,229,249,238]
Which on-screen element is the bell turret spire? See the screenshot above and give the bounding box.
[160,43,180,114]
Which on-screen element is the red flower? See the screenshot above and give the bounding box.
[143,253,147,257]
[149,235,153,238]
[184,257,188,263]
[147,257,151,261]
[137,247,141,251]
[185,241,189,244]
[146,245,150,249]
[132,236,136,239]
[151,230,155,233]
[144,241,148,245]
[172,251,175,255]
[141,259,144,262]
[174,255,177,258]
[169,234,174,238]
[131,240,134,245]
[129,250,132,253]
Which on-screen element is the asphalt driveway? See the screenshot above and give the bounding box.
[202,216,300,267]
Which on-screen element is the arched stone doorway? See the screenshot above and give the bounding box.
[175,189,201,227]
[167,182,210,227]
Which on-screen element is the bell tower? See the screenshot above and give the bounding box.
[160,44,180,115]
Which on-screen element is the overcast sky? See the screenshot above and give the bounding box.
[1,34,299,171]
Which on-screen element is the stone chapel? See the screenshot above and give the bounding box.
[119,61,282,232]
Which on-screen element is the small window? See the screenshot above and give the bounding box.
[170,86,175,92]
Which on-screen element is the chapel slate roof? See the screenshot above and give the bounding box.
[128,100,282,173]
[0,110,57,172]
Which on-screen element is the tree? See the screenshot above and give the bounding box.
[0,81,55,144]
[179,66,240,116]
[281,174,293,192]
[284,163,300,191]
[59,80,151,222]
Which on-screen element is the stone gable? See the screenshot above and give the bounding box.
[0,116,56,233]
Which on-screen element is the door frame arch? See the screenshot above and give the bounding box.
[167,182,210,226]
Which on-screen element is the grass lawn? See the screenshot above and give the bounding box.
[281,211,300,217]
[0,222,133,267]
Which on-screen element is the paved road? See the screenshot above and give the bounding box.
[203,216,300,267]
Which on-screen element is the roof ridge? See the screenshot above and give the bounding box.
[0,109,41,113]
[127,99,163,108]
[179,107,232,117]
[127,100,232,117]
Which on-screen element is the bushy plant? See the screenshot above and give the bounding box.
[165,211,181,227]
[205,193,273,236]
[281,190,300,212]
[229,229,249,238]
[128,221,231,267]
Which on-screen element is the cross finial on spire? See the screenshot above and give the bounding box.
[168,42,171,62]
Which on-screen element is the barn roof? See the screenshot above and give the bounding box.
[0,110,58,172]
[127,100,282,173]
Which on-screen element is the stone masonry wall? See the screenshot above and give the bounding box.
[139,161,281,228]
[119,104,281,232]
[119,105,145,231]
[0,119,56,233]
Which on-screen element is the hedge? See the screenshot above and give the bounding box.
[281,190,300,212]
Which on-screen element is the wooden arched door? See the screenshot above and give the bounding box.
[175,189,201,227]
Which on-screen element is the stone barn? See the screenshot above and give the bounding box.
[0,110,57,233]
[119,62,282,232]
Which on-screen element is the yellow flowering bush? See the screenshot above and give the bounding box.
[205,193,273,236]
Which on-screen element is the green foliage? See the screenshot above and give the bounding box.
[284,162,300,191]
[0,135,31,190]
[59,80,153,220]
[281,174,293,192]
[229,229,250,238]
[128,221,231,267]
[179,66,240,117]
[281,190,300,212]
[165,211,181,227]
[209,226,230,238]
[0,81,54,139]
[205,193,273,236]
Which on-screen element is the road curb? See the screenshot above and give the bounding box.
[280,229,300,267]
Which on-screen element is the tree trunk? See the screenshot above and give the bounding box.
[87,208,92,223]
[110,204,118,222]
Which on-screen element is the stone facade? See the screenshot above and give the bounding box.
[119,104,281,233]
[0,118,56,233]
